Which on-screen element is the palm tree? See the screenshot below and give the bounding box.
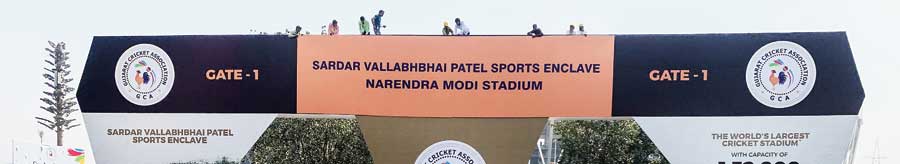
[36,41,80,146]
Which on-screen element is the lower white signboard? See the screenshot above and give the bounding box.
[635,115,858,164]
[83,113,276,164]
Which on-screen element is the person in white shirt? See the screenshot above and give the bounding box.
[454,18,471,36]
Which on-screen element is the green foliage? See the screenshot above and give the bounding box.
[213,156,239,164]
[36,41,80,146]
[247,118,666,164]
[553,120,668,164]
[246,118,373,164]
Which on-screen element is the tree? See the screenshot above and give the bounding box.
[552,120,668,164]
[36,41,81,146]
[214,157,238,164]
[246,118,373,164]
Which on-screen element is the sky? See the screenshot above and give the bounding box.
[0,0,897,163]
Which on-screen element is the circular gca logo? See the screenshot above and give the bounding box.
[746,41,816,108]
[114,44,174,106]
[415,140,485,164]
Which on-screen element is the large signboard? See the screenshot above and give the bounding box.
[78,35,297,113]
[78,33,863,116]
[612,32,863,116]
[297,36,615,117]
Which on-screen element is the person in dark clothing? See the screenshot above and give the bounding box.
[567,25,576,35]
[527,24,543,38]
[578,24,587,36]
[372,10,385,35]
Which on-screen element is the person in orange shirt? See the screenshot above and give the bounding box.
[327,20,339,35]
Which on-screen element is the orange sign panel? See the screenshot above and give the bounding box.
[297,36,614,117]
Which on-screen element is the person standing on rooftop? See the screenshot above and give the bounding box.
[359,16,371,35]
[527,24,544,38]
[454,18,470,36]
[327,20,339,35]
[372,10,386,35]
[567,25,576,35]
